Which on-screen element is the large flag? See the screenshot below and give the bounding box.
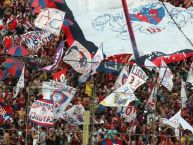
[29,100,54,127]
[158,59,173,91]
[34,8,65,35]
[63,41,91,74]
[126,65,148,91]
[114,66,130,89]
[181,80,188,108]
[62,0,193,63]
[42,41,64,71]
[100,84,137,107]
[14,66,25,98]
[78,45,104,83]
[21,30,51,52]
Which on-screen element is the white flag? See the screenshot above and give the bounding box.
[100,84,137,107]
[186,62,193,84]
[145,86,157,110]
[181,79,188,108]
[14,66,25,98]
[158,59,173,91]
[127,65,148,91]
[119,105,137,123]
[34,8,65,36]
[114,65,130,89]
[78,45,104,83]
[144,59,159,72]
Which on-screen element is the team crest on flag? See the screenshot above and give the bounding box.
[63,41,91,74]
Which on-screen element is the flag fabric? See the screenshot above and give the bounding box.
[21,30,51,52]
[118,105,136,123]
[63,0,193,63]
[42,80,77,118]
[181,79,188,108]
[100,84,137,107]
[34,8,65,35]
[63,41,92,74]
[0,105,13,123]
[52,68,67,83]
[114,66,130,89]
[78,45,104,83]
[186,62,193,84]
[42,41,64,71]
[144,59,159,72]
[85,82,92,97]
[126,65,148,91]
[59,105,85,125]
[13,66,25,98]
[0,69,8,81]
[29,100,54,127]
[158,59,173,91]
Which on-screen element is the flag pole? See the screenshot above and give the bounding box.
[121,0,141,65]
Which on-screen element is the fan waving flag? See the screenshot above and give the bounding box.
[53,68,67,83]
[62,0,193,63]
[34,8,65,35]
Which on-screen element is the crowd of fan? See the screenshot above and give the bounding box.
[0,0,192,145]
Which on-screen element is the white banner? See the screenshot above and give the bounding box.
[29,100,54,127]
[65,1,193,57]
[100,84,137,107]
[181,80,188,108]
[63,41,91,74]
[114,66,130,89]
[145,86,157,110]
[21,30,51,52]
[158,59,173,91]
[42,80,77,119]
[127,65,148,91]
[34,8,65,36]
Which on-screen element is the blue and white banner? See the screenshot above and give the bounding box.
[42,41,64,71]
[65,0,193,62]
[63,41,91,74]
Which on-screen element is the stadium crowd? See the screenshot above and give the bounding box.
[0,0,192,145]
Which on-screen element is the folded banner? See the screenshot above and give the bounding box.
[29,100,54,127]
[61,104,85,125]
[100,84,137,107]
[53,68,67,83]
[42,80,77,118]
[63,41,91,74]
[34,8,65,36]
[114,66,130,89]
[127,65,148,91]
[64,0,193,62]
[158,59,173,91]
[42,41,64,71]
[21,30,51,52]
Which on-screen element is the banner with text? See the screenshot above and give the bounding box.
[29,100,54,127]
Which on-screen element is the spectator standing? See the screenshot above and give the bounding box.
[38,127,47,145]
